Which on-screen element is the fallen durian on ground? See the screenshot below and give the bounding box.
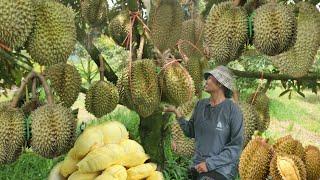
[273,135,305,161]
[0,0,35,49]
[304,145,320,180]
[48,121,164,179]
[0,102,25,165]
[45,63,81,108]
[204,2,248,65]
[26,0,76,66]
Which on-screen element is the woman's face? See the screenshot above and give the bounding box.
[204,75,221,93]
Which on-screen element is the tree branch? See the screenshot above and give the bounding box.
[11,72,37,108]
[36,73,54,105]
[230,69,320,81]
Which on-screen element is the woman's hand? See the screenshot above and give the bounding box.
[163,105,183,118]
[195,162,208,173]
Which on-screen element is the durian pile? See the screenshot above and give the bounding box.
[49,121,164,180]
[239,135,320,180]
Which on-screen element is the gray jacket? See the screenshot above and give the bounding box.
[177,98,244,180]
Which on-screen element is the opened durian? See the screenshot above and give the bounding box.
[149,0,184,53]
[204,2,247,65]
[273,135,305,161]
[81,0,107,27]
[304,145,320,180]
[117,59,160,118]
[30,104,76,158]
[271,2,320,78]
[239,138,273,180]
[46,63,81,108]
[0,102,25,165]
[0,0,35,49]
[253,3,296,56]
[85,80,119,118]
[26,0,76,66]
[159,61,195,106]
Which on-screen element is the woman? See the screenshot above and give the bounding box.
[164,65,244,180]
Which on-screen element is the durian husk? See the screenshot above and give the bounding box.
[276,154,307,180]
[273,135,305,161]
[80,0,107,27]
[108,11,131,47]
[0,103,25,165]
[304,145,320,180]
[30,104,77,158]
[26,0,76,66]
[239,138,273,180]
[117,59,160,118]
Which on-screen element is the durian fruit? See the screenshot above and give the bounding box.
[246,92,270,132]
[180,18,205,58]
[48,162,66,180]
[85,80,119,118]
[270,154,307,180]
[0,103,25,164]
[177,97,197,117]
[80,0,107,27]
[30,104,77,158]
[147,171,164,180]
[170,121,195,157]
[304,145,320,180]
[149,0,184,53]
[253,3,296,56]
[271,2,320,78]
[68,170,100,180]
[239,138,273,180]
[238,102,260,146]
[26,0,76,66]
[273,135,305,161]
[46,63,81,108]
[204,2,248,65]
[127,163,157,180]
[183,56,204,97]
[159,61,195,106]
[0,0,35,49]
[108,11,131,47]
[117,59,160,118]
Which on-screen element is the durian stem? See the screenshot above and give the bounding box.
[137,36,145,60]
[11,71,37,108]
[32,78,38,100]
[36,73,54,105]
[0,40,11,52]
[99,55,105,82]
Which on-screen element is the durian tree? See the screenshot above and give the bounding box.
[0,0,320,172]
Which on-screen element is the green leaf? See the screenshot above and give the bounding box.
[279,89,291,97]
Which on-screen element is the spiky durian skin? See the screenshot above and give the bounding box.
[0,103,25,164]
[85,81,119,118]
[183,57,204,97]
[26,1,76,66]
[177,97,197,117]
[238,102,260,146]
[271,2,320,78]
[273,135,305,161]
[46,63,81,108]
[270,154,307,180]
[253,3,296,56]
[180,18,205,58]
[159,61,195,106]
[81,0,107,27]
[149,0,183,53]
[117,59,160,118]
[204,2,247,65]
[239,138,273,180]
[304,145,320,180]
[0,0,35,49]
[171,121,195,157]
[30,104,76,158]
[246,92,270,132]
[108,11,130,46]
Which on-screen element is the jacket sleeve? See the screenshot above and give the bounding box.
[205,104,244,171]
[176,101,199,138]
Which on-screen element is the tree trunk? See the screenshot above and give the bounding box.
[139,111,171,170]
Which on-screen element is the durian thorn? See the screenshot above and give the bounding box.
[0,40,11,52]
[11,71,37,108]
